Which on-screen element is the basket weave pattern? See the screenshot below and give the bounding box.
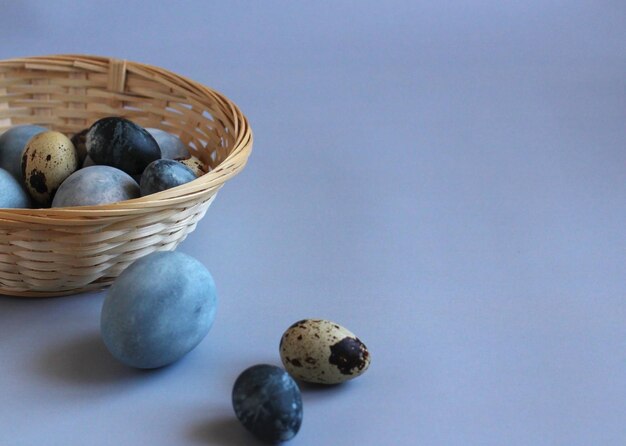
[0,55,252,297]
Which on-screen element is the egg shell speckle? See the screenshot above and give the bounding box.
[279,319,371,384]
[21,131,79,206]
[176,155,208,177]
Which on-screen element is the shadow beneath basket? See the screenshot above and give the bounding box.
[39,333,146,385]
[188,415,265,446]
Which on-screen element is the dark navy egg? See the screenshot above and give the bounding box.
[0,125,47,180]
[100,251,217,369]
[146,128,189,159]
[232,364,303,443]
[86,117,161,175]
[139,159,196,196]
[52,166,139,207]
[0,168,31,208]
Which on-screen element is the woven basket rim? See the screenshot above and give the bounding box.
[0,54,253,217]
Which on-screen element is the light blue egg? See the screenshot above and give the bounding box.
[0,168,31,208]
[100,251,217,369]
[0,125,47,180]
[51,166,139,208]
[146,128,189,159]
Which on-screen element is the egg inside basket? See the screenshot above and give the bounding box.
[0,55,252,297]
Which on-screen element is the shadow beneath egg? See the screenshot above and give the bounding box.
[188,415,266,446]
[297,379,359,405]
[297,381,347,392]
[38,333,150,385]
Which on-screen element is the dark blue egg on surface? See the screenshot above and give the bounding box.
[86,117,161,176]
[232,364,303,443]
[0,125,47,180]
[139,159,196,196]
[100,251,217,369]
[0,168,31,208]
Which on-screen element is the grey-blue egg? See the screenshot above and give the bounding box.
[146,128,189,159]
[140,159,196,196]
[0,125,47,180]
[51,166,139,208]
[232,364,303,443]
[100,251,217,369]
[86,117,161,176]
[0,168,31,208]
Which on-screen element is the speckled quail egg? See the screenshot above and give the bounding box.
[86,117,161,176]
[21,131,79,206]
[279,319,371,384]
[52,166,139,208]
[0,124,47,180]
[176,155,208,177]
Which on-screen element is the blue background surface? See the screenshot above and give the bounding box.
[0,1,624,445]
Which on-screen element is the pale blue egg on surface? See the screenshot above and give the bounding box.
[146,128,189,160]
[140,159,196,196]
[100,251,217,369]
[0,125,47,180]
[51,166,139,208]
[232,364,303,443]
[0,167,31,208]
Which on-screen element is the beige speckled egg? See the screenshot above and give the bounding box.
[21,131,79,206]
[176,155,208,177]
[279,319,371,384]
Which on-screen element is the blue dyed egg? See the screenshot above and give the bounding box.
[0,125,47,180]
[146,128,189,160]
[52,166,139,208]
[140,159,196,196]
[100,251,217,369]
[232,364,303,443]
[86,117,161,176]
[0,168,31,208]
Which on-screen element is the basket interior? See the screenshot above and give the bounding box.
[0,56,236,172]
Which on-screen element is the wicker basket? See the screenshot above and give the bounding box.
[0,55,252,297]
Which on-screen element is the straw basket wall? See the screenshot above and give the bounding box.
[0,55,252,297]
